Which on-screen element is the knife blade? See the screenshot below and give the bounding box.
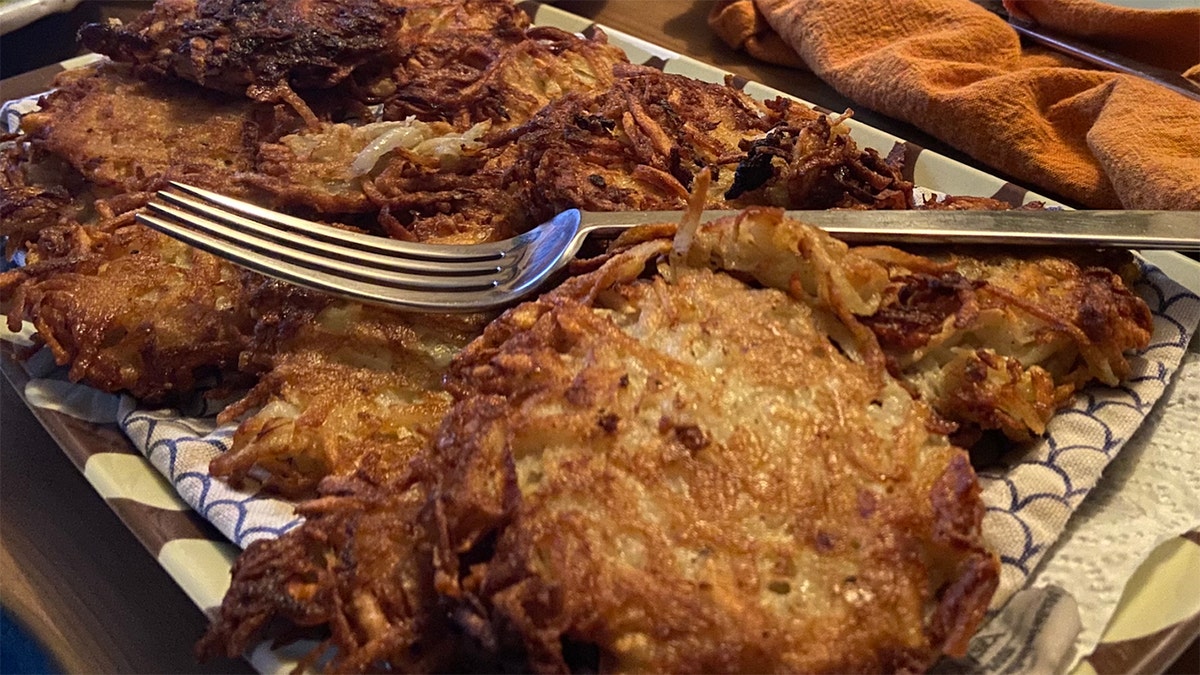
[970,0,1200,102]
[580,209,1200,251]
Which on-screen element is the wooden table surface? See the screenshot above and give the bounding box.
[1,1,1195,673]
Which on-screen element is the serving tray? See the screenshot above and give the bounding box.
[1,2,1198,673]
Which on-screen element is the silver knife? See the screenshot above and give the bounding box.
[581,209,1200,250]
[971,0,1200,102]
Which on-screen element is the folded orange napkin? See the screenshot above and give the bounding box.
[709,0,1200,210]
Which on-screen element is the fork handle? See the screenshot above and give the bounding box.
[577,209,1200,251]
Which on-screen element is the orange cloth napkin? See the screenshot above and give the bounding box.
[709,0,1200,210]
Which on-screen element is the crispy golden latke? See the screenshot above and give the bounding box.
[79,0,529,98]
[857,246,1152,442]
[244,26,626,233]
[210,285,491,497]
[1,222,254,402]
[382,26,628,130]
[659,206,1151,442]
[0,63,271,401]
[196,475,473,673]
[430,212,998,673]
[20,63,264,197]
[501,66,913,225]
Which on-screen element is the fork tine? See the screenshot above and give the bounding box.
[153,193,510,277]
[140,210,512,311]
[139,203,507,292]
[168,182,517,261]
[136,210,518,312]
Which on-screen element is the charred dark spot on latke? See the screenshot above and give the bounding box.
[725,131,786,199]
[863,273,982,351]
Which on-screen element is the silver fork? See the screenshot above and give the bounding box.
[136,182,1200,313]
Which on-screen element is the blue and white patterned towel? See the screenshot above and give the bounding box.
[118,398,303,546]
